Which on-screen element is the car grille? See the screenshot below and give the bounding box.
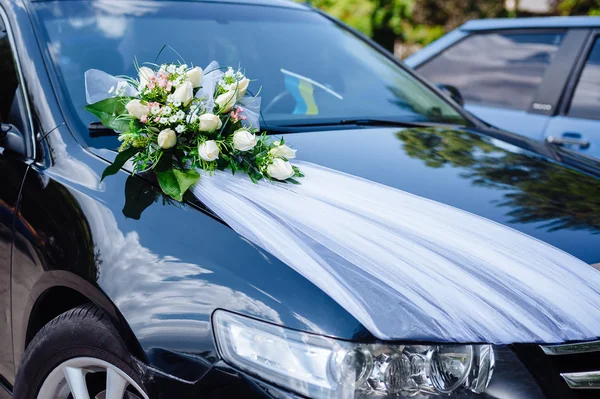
[512,340,600,399]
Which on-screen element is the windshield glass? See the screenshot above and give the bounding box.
[34,0,467,149]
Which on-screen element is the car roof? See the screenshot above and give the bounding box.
[28,0,309,10]
[461,16,600,31]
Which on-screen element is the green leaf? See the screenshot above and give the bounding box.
[292,166,305,178]
[101,146,139,181]
[85,97,133,132]
[155,157,200,201]
[173,168,200,197]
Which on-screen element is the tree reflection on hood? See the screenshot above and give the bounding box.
[396,128,600,233]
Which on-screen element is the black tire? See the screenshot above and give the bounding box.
[13,303,146,399]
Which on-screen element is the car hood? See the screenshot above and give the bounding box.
[285,126,600,265]
[213,125,600,344]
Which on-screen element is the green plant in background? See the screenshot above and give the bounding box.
[412,0,507,31]
[553,0,600,16]
[299,0,506,53]
[306,0,376,36]
[300,0,600,56]
[370,0,414,51]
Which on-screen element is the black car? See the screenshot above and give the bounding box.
[1,0,600,398]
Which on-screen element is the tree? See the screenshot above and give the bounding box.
[552,0,600,16]
[305,0,376,36]
[371,0,414,52]
[412,0,507,31]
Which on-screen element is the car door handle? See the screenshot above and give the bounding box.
[546,136,590,149]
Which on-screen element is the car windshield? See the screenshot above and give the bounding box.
[34,0,467,149]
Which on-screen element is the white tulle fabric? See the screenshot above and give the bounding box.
[194,61,222,113]
[192,161,600,344]
[237,96,261,129]
[85,69,138,104]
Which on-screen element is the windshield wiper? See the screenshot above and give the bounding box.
[263,118,441,134]
[88,122,118,137]
[89,119,443,137]
[339,119,434,128]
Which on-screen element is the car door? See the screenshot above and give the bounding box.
[0,10,34,386]
[414,29,586,141]
[543,32,600,159]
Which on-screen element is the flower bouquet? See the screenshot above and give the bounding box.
[85,60,302,201]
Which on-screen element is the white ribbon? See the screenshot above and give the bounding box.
[192,161,600,344]
[85,69,138,104]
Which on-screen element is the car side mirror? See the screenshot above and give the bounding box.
[436,84,464,107]
[0,123,26,156]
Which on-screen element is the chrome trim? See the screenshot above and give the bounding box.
[561,371,600,389]
[540,340,600,355]
[0,4,37,160]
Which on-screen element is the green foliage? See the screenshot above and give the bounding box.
[304,0,597,52]
[412,0,507,30]
[553,0,600,16]
[371,0,415,50]
[301,0,508,51]
[403,24,446,46]
[84,97,135,133]
[154,156,200,202]
[307,0,376,36]
[101,145,140,181]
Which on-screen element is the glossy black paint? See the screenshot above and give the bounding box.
[0,0,599,396]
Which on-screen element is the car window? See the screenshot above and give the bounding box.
[417,31,565,111]
[567,37,600,121]
[32,1,467,150]
[0,18,29,143]
[0,20,22,131]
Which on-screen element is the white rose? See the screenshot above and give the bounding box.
[198,140,219,161]
[269,141,296,159]
[215,90,236,113]
[233,129,257,151]
[267,158,295,180]
[172,80,194,106]
[138,67,154,88]
[125,99,149,119]
[157,129,177,149]
[198,113,222,132]
[237,77,250,97]
[187,66,203,88]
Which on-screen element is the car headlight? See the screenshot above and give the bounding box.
[213,310,540,398]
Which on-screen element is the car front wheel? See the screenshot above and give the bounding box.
[13,303,148,399]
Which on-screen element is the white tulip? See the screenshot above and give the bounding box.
[269,141,296,159]
[236,77,250,97]
[267,158,295,180]
[198,113,222,132]
[138,67,154,88]
[125,99,150,119]
[198,140,219,161]
[157,129,177,149]
[233,129,257,152]
[172,80,194,106]
[215,90,236,113]
[187,66,203,88]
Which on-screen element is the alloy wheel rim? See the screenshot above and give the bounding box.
[37,357,149,399]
